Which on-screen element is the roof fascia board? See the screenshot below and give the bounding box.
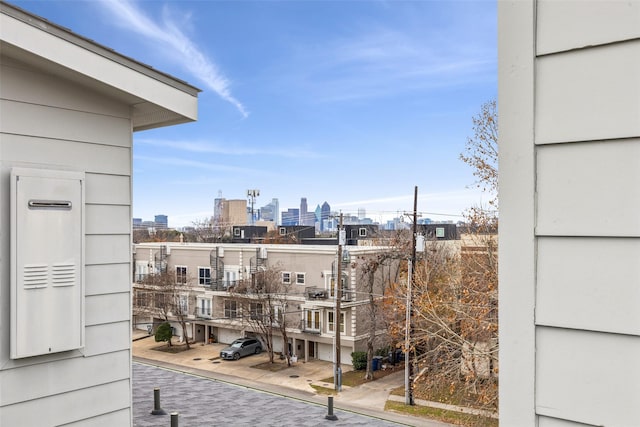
[1,5,198,123]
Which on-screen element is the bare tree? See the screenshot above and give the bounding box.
[139,269,192,350]
[460,99,498,209]
[357,244,403,380]
[230,266,294,364]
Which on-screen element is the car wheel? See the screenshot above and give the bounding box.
[255,347,261,354]
[233,352,240,360]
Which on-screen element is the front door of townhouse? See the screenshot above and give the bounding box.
[308,341,315,358]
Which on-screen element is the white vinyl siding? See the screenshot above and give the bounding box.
[500,1,640,425]
[0,42,132,424]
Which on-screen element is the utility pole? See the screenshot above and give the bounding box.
[334,212,344,392]
[405,186,418,405]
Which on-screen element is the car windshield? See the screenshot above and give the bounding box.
[230,342,243,348]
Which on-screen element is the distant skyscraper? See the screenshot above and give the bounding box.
[214,196,248,226]
[357,208,366,220]
[321,202,330,230]
[282,208,299,226]
[260,198,280,224]
[300,198,308,224]
[214,196,224,225]
[299,197,315,226]
[154,214,168,229]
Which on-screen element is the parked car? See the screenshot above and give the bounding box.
[220,338,262,360]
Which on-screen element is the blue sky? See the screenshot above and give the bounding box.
[14,0,497,228]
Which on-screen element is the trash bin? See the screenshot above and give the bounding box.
[388,351,396,365]
[395,349,404,362]
[372,356,383,371]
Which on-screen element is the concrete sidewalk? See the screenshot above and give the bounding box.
[132,331,454,426]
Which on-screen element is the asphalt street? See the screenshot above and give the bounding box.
[133,362,408,427]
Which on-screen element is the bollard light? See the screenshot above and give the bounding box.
[170,412,179,427]
[325,395,338,421]
[151,387,168,415]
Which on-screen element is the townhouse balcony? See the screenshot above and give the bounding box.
[195,307,212,319]
[300,320,322,334]
[304,287,355,302]
[305,287,328,300]
[206,280,239,292]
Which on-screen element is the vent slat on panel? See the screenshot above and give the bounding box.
[23,264,48,289]
[52,263,75,286]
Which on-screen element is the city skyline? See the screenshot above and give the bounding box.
[13,0,497,227]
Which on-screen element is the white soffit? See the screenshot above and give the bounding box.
[0,3,200,131]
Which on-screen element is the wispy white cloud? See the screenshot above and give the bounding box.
[286,22,495,102]
[332,194,413,208]
[134,155,269,175]
[136,138,323,159]
[97,0,247,117]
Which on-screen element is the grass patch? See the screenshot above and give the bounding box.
[310,384,337,395]
[320,366,399,387]
[385,401,498,427]
[251,361,290,372]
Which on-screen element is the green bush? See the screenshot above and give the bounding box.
[155,322,173,345]
[351,351,367,370]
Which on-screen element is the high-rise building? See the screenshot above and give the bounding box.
[299,197,315,226]
[214,197,248,226]
[260,198,280,225]
[321,201,331,230]
[154,214,168,229]
[281,208,299,226]
[314,204,322,229]
[299,197,308,224]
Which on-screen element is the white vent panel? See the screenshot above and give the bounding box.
[10,168,85,359]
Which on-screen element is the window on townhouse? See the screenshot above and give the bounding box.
[273,305,284,325]
[176,294,189,314]
[199,267,211,286]
[329,274,347,298]
[282,272,291,284]
[134,290,150,307]
[176,266,187,284]
[305,310,320,331]
[135,261,149,282]
[250,303,264,321]
[296,273,305,285]
[224,300,237,319]
[197,298,212,317]
[224,268,238,288]
[327,311,345,333]
[359,227,367,237]
[154,292,167,308]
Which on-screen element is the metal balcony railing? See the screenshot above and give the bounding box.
[195,307,212,319]
[305,287,328,300]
